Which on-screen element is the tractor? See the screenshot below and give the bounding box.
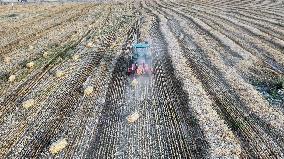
[127,41,152,76]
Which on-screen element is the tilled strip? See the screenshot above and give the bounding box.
[153,1,284,158]
[156,7,242,159]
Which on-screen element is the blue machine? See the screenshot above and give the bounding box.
[132,42,150,63]
[127,41,151,75]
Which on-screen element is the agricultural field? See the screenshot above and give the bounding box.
[0,0,284,158]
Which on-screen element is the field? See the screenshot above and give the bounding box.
[0,0,284,158]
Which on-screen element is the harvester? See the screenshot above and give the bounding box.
[127,41,151,76]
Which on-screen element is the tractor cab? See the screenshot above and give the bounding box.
[127,41,151,76]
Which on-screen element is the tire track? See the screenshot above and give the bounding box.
[152,1,284,158]
[166,1,284,42]
[161,2,284,74]
[0,9,136,157]
[0,4,77,41]
[176,0,284,21]
[0,4,95,56]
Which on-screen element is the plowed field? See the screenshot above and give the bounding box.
[0,0,284,158]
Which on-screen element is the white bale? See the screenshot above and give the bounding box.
[22,99,35,109]
[72,54,80,61]
[127,112,140,123]
[55,70,64,78]
[8,75,16,82]
[29,45,34,50]
[43,52,49,58]
[84,86,93,96]
[49,138,68,155]
[131,78,138,87]
[26,62,35,69]
[86,42,94,48]
[4,57,11,64]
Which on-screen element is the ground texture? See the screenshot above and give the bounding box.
[0,0,284,158]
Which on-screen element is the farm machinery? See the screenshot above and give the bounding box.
[127,41,152,76]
